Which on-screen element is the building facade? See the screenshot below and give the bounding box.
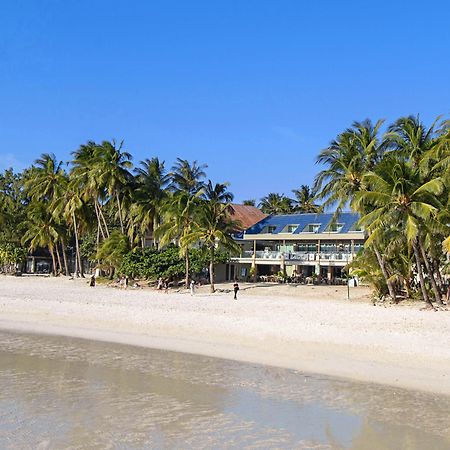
[226,212,365,282]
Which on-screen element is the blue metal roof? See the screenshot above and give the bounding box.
[244,212,360,235]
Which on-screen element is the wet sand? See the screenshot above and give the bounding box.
[1,330,450,449]
[1,276,450,396]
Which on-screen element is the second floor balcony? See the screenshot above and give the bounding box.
[234,250,354,263]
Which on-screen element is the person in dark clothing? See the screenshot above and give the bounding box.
[89,274,96,287]
[233,281,239,300]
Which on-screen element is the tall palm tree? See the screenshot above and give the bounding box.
[155,191,202,287]
[313,119,399,300]
[131,157,169,247]
[95,140,133,234]
[291,185,321,213]
[354,157,444,306]
[169,158,207,195]
[156,158,207,287]
[182,201,240,293]
[71,141,110,240]
[258,193,293,214]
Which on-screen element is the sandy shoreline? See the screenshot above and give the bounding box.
[1,276,450,396]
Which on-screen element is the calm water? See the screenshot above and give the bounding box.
[1,331,450,449]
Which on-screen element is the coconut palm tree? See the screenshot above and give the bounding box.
[21,202,59,275]
[291,185,321,213]
[155,191,202,287]
[182,201,240,293]
[169,158,207,195]
[71,141,111,240]
[130,157,169,248]
[258,193,293,214]
[354,157,444,306]
[156,158,208,287]
[95,140,133,234]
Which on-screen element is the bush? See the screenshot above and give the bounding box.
[119,245,229,280]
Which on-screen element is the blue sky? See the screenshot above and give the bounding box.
[1,0,449,201]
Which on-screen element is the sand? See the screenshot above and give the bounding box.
[1,275,450,396]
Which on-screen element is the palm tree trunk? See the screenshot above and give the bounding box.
[94,201,106,240]
[96,200,110,238]
[61,238,69,276]
[209,247,215,293]
[153,216,159,249]
[49,246,57,276]
[433,258,444,292]
[116,191,124,234]
[373,246,397,301]
[55,242,62,275]
[412,239,433,307]
[185,252,190,289]
[72,212,83,278]
[418,238,442,304]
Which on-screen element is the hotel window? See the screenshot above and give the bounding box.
[303,223,320,233]
[327,223,344,233]
[267,226,277,234]
[283,224,299,233]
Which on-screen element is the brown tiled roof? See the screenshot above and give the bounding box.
[229,204,267,231]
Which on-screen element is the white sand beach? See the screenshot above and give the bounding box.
[1,276,450,396]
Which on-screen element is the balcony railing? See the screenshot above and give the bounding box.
[237,250,353,262]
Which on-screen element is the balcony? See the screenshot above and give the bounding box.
[234,250,354,264]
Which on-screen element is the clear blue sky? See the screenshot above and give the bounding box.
[1,0,449,202]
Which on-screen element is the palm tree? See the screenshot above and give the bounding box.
[95,140,133,234]
[21,202,59,275]
[182,201,240,293]
[169,158,207,195]
[354,157,444,306]
[291,185,321,213]
[258,193,293,214]
[242,199,256,207]
[24,153,65,202]
[130,157,169,248]
[155,191,202,287]
[156,158,208,287]
[71,141,110,240]
[313,119,400,300]
[25,153,69,274]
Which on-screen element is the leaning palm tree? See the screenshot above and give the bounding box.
[313,119,399,300]
[354,157,444,307]
[182,201,241,293]
[71,141,110,239]
[291,185,321,213]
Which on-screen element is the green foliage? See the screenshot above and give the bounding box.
[79,231,98,262]
[0,243,27,273]
[96,230,130,271]
[118,245,229,280]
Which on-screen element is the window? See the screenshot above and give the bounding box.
[327,223,344,233]
[282,224,299,233]
[262,225,277,234]
[303,223,320,233]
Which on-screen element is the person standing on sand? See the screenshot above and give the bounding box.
[233,281,239,300]
[89,273,96,287]
[190,280,195,296]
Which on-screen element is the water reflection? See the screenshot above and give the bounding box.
[0,330,449,449]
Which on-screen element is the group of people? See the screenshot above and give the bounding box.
[156,277,169,293]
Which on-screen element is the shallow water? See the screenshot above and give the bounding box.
[0,330,449,449]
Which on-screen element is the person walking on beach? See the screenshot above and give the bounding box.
[190,279,195,296]
[233,281,239,300]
